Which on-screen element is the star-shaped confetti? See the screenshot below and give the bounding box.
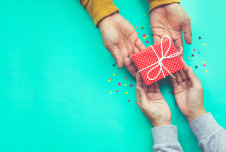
[141,27,144,30]
[195,65,198,69]
[145,40,149,43]
[112,64,115,66]
[199,36,201,40]
[191,54,194,57]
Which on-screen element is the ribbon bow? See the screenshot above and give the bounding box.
[138,35,183,81]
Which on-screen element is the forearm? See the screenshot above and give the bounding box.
[151,125,183,152]
[80,0,119,27]
[190,113,226,152]
[147,0,180,13]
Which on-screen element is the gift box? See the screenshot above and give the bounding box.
[132,35,184,86]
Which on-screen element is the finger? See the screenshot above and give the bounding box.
[110,48,123,69]
[153,35,161,44]
[170,76,178,89]
[124,57,137,77]
[135,38,146,51]
[186,67,201,87]
[181,58,189,73]
[133,47,139,54]
[148,84,154,93]
[174,37,184,58]
[174,71,183,84]
[178,69,188,81]
[153,82,160,93]
[182,17,192,44]
[142,81,148,93]
[136,86,148,106]
[136,73,143,88]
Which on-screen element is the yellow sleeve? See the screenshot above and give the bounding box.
[80,0,119,27]
[147,0,180,12]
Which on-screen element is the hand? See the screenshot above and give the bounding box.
[170,60,206,123]
[99,13,146,77]
[150,3,192,58]
[136,73,171,127]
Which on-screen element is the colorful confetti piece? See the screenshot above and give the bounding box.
[142,34,145,37]
[203,43,206,46]
[110,91,112,94]
[141,27,144,30]
[199,36,201,40]
[113,73,115,76]
[125,77,128,80]
[145,40,149,43]
[128,100,131,102]
[205,70,207,73]
[203,61,205,64]
[118,83,121,86]
[193,49,196,51]
[125,92,128,94]
[129,84,133,87]
[203,64,206,67]
[116,90,118,93]
[112,64,115,66]
[195,65,198,69]
[144,14,147,16]
[191,54,194,57]
[187,57,189,60]
[108,80,111,82]
[136,26,138,28]
[124,84,127,86]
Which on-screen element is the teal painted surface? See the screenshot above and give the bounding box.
[0,0,226,152]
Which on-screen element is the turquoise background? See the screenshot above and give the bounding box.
[0,0,226,152]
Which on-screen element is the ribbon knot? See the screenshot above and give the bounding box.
[138,35,183,81]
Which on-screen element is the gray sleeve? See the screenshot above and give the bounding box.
[151,125,183,152]
[189,113,226,152]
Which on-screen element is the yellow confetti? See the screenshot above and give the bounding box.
[187,57,189,60]
[146,35,148,38]
[144,14,147,16]
[113,73,115,76]
[203,61,205,64]
[113,58,114,60]
[205,70,207,73]
[110,91,112,94]
[124,84,126,86]
[143,37,146,39]
[125,92,128,94]
[203,43,206,46]
[108,80,111,82]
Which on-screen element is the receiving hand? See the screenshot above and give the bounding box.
[150,3,192,57]
[170,60,206,123]
[136,73,171,127]
[99,13,146,77]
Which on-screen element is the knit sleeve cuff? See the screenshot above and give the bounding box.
[151,125,179,145]
[147,0,180,13]
[81,0,119,27]
[189,113,221,141]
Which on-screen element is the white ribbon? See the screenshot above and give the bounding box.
[138,35,183,81]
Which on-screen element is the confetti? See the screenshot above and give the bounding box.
[203,64,206,67]
[175,102,177,105]
[129,84,133,87]
[110,91,112,94]
[113,58,114,60]
[108,80,111,82]
[113,73,115,76]
[112,64,115,66]
[199,36,201,40]
[137,32,139,34]
[136,26,138,28]
[128,100,131,102]
[125,92,128,94]
[193,49,196,51]
[110,78,112,80]
[142,34,145,37]
[118,83,121,86]
[151,34,153,37]
[205,70,207,73]
[144,14,147,16]
[141,27,144,30]
[169,91,171,93]
[124,84,127,86]
[187,57,189,60]
[191,54,194,57]
[116,90,118,93]
[125,77,128,80]
[195,65,198,69]
[203,43,206,46]
[146,35,148,38]
[145,40,149,43]
[143,37,146,39]
[203,61,205,64]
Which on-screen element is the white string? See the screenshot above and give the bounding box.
[138,35,183,81]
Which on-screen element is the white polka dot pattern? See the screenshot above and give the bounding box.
[132,39,184,86]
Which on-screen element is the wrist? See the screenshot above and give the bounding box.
[99,12,119,28]
[152,120,172,128]
[186,108,207,123]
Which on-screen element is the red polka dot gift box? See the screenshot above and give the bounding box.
[132,36,184,86]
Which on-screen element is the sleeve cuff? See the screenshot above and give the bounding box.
[189,113,221,141]
[81,0,119,27]
[151,125,179,145]
[148,0,180,13]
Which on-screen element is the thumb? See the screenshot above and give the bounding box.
[182,18,192,44]
[136,86,147,107]
[187,67,201,87]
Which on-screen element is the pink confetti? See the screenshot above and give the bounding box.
[125,77,128,80]
[118,83,121,86]
[142,34,145,37]
[203,64,206,66]
[145,40,149,43]
[128,100,130,102]
[193,49,196,51]
[129,84,133,87]
[116,90,119,93]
